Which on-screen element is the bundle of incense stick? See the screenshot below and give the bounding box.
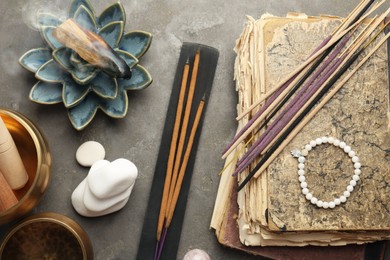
[154,50,205,260]
[220,0,390,190]
[211,8,390,254]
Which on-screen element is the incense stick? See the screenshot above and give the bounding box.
[235,0,381,122]
[234,8,390,177]
[166,98,205,228]
[238,31,390,191]
[154,50,201,260]
[251,32,390,180]
[222,20,361,160]
[156,59,190,241]
[157,98,205,260]
[166,50,200,218]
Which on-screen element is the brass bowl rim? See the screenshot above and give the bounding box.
[0,108,50,217]
[0,212,93,259]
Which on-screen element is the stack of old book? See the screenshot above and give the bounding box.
[211,1,390,259]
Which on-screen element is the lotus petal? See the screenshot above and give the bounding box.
[70,52,85,67]
[19,48,52,73]
[118,64,152,91]
[69,0,95,18]
[101,90,128,118]
[90,72,118,99]
[52,47,73,71]
[37,13,62,27]
[74,5,97,32]
[68,62,97,85]
[29,81,63,104]
[98,2,125,27]
[119,31,152,58]
[116,50,138,69]
[99,21,124,48]
[35,59,66,83]
[40,26,63,50]
[68,93,99,130]
[63,77,90,107]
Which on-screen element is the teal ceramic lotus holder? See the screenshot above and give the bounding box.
[19,0,152,130]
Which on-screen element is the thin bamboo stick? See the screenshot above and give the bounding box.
[165,98,205,228]
[166,50,200,218]
[156,59,190,241]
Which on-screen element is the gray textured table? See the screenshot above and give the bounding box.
[0,0,388,259]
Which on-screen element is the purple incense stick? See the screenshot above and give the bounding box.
[222,35,333,156]
[234,50,349,176]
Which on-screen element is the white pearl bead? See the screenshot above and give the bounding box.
[348,150,356,157]
[302,188,309,195]
[298,169,305,176]
[347,185,354,192]
[306,193,313,200]
[311,197,318,204]
[350,180,357,187]
[334,198,341,205]
[329,202,336,208]
[321,136,328,143]
[354,162,361,169]
[298,163,305,169]
[323,202,329,209]
[343,191,350,197]
[328,137,335,144]
[315,138,322,145]
[305,144,312,151]
[316,200,323,207]
[301,149,308,156]
[352,175,360,181]
[300,182,307,189]
[354,169,361,175]
[334,139,340,146]
[343,146,351,153]
[340,196,347,203]
[310,140,316,147]
[339,142,346,149]
[299,175,306,182]
[298,157,305,163]
[352,156,359,163]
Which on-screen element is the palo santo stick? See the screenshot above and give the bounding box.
[165,98,205,228]
[156,60,190,241]
[53,19,131,79]
[0,171,18,211]
[252,32,390,179]
[165,50,200,218]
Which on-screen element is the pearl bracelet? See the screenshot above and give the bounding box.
[291,136,361,209]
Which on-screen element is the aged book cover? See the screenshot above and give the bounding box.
[211,11,390,254]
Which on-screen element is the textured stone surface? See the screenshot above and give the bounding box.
[0,0,388,259]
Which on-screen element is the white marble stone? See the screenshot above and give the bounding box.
[75,141,106,167]
[71,158,138,217]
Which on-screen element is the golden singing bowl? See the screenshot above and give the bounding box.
[0,108,51,225]
[0,212,93,259]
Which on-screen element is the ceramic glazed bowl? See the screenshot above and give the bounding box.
[19,0,153,130]
[0,108,51,225]
[0,212,93,259]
